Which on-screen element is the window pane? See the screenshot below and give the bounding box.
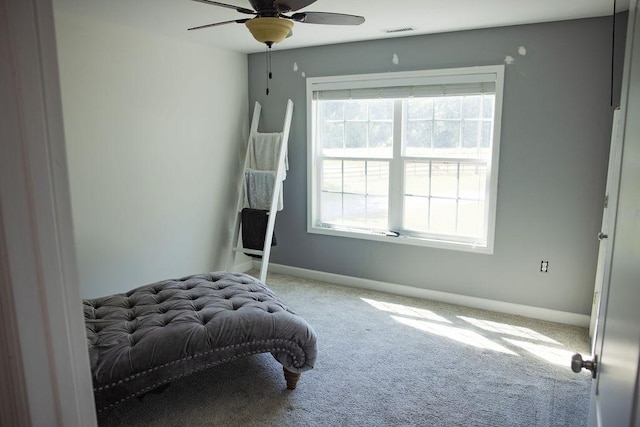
[405,120,432,156]
[345,122,367,150]
[434,97,461,119]
[407,99,433,120]
[431,162,458,198]
[345,101,367,121]
[367,162,389,196]
[369,100,393,120]
[343,194,366,226]
[404,196,428,232]
[458,200,483,237]
[405,161,430,196]
[367,195,388,229]
[321,101,344,121]
[369,122,393,153]
[319,160,390,229]
[320,191,342,224]
[322,160,342,192]
[430,198,457,235]
[481,121,492,148]
[459,163,486,200]
[483,96,495,119]
[343,161,365,194]
[462,120,481,150]
[320,122,344,153]
[433,120,460,151]
[462,96,482,119]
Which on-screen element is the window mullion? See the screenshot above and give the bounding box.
[455,161,461,233]
[428,159,432,231]
[388,99,404,232]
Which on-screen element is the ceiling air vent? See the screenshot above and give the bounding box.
[382,26,416,34]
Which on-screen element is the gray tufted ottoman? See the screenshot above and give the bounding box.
[83,271,317,412]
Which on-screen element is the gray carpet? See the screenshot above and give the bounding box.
[97,271,592,426]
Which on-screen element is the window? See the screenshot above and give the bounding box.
[306,66,504,253]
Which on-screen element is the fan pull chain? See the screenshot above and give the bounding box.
[265,43,273,96]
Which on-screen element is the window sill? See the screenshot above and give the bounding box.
[308,225,494,254]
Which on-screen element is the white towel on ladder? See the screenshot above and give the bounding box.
[243,132,287,211]
[247,132,288,177]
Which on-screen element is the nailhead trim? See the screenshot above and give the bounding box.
[95,340,305,412]
[94,338,303,392]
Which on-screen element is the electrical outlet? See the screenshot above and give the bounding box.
[540,261,549,273]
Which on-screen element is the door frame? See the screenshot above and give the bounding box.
[0,0,97,425]
[588,0,640,424]
[589,108,624,343]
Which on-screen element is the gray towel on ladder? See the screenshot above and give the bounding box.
[244,169,282,211]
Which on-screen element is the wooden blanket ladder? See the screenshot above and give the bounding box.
[228,100,293,283]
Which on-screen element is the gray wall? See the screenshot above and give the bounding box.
[56,11,249,298]
[248,17,623,315]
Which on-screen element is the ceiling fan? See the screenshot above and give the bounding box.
[188,0,365,47]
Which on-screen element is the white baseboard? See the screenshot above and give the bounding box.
[259,262,590,328]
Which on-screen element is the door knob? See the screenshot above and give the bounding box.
[598,232,608,240]
[571,353,597,378]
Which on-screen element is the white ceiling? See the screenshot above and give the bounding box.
[54,0,623,54]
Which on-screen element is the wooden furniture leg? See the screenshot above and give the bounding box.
[283,368,301,390]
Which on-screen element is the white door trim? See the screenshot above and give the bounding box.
[0,0,96,425]
[589,108,624,341]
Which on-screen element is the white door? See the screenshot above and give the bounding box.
[588,108,622,345]
[575,2,640,426]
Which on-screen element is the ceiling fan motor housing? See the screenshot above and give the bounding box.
[245,17,294,45]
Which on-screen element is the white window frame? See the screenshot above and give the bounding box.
[306,65,504,254]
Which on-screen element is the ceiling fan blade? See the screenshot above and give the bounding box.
[188,18,250,31]
[291,12,365,25]
[274,0,317,12]
[190,0,255,15]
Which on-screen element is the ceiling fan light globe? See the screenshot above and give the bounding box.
[245,17,294,44]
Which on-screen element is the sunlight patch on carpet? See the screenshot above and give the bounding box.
[458,316,561,344]
[502,338,585,367]
[361,298,451,323]
[391,315,519,355]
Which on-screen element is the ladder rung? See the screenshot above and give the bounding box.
[233,247,264,256]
